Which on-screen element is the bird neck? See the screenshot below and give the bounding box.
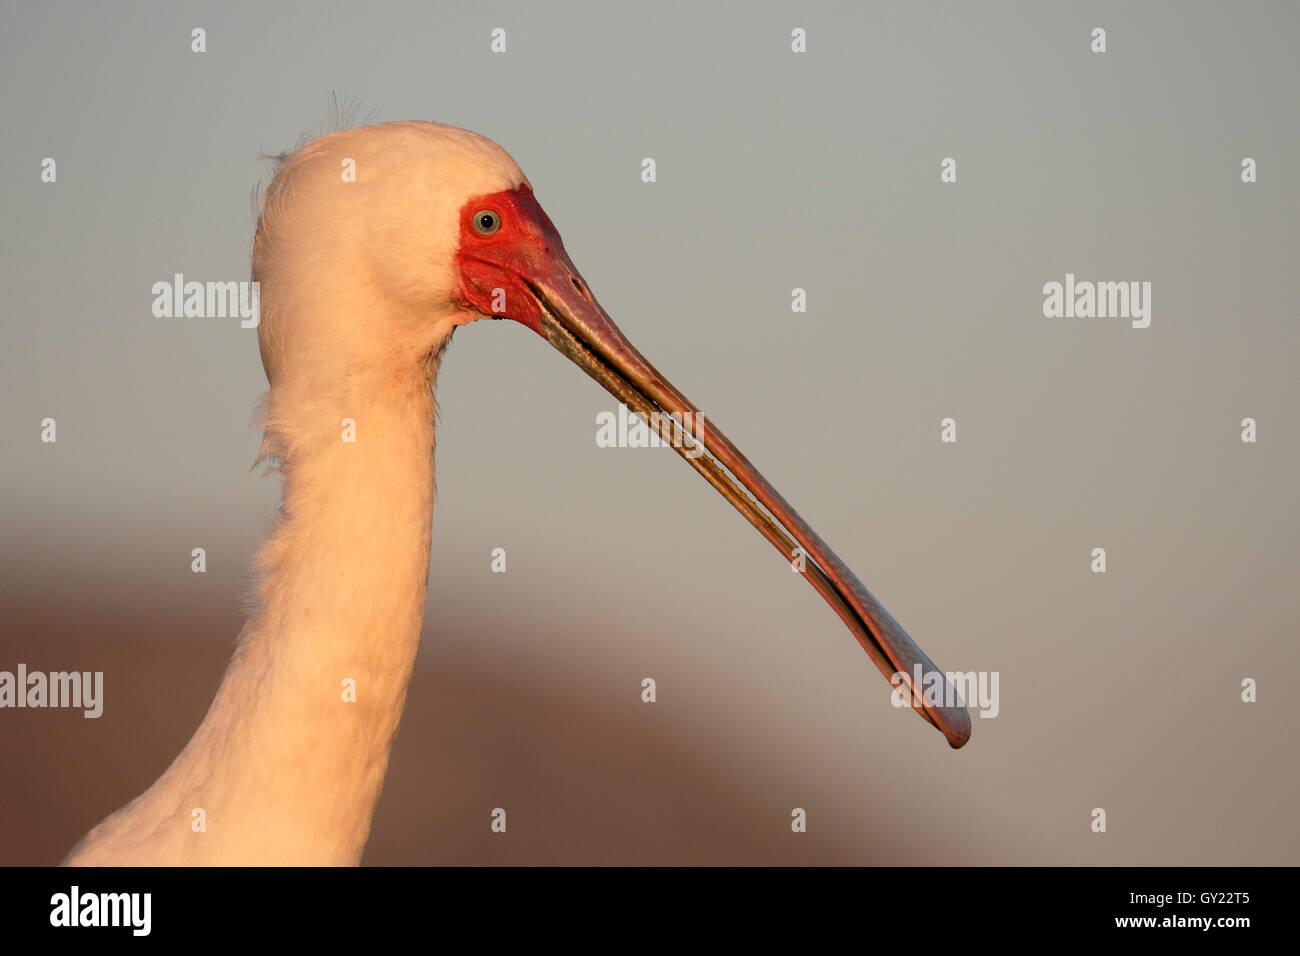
[227,369,440,860]
[71,362,441,865]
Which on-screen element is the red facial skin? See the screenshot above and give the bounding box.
[453,184,571,336]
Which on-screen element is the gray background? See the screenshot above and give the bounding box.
[1,0,1297,864]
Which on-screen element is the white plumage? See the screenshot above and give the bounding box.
[67,124,526,865]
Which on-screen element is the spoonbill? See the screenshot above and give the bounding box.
[64,122,969,866]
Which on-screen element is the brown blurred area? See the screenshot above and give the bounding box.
[1,598,878,866]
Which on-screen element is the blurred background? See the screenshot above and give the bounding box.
[1,1,1297,864]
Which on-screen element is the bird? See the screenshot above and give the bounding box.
[63,121,970,866]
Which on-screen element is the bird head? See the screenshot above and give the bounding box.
[250,120,971,748]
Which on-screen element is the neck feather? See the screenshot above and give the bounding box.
[67,357,440,865]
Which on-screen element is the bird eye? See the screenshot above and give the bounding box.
[472,210,501,235]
